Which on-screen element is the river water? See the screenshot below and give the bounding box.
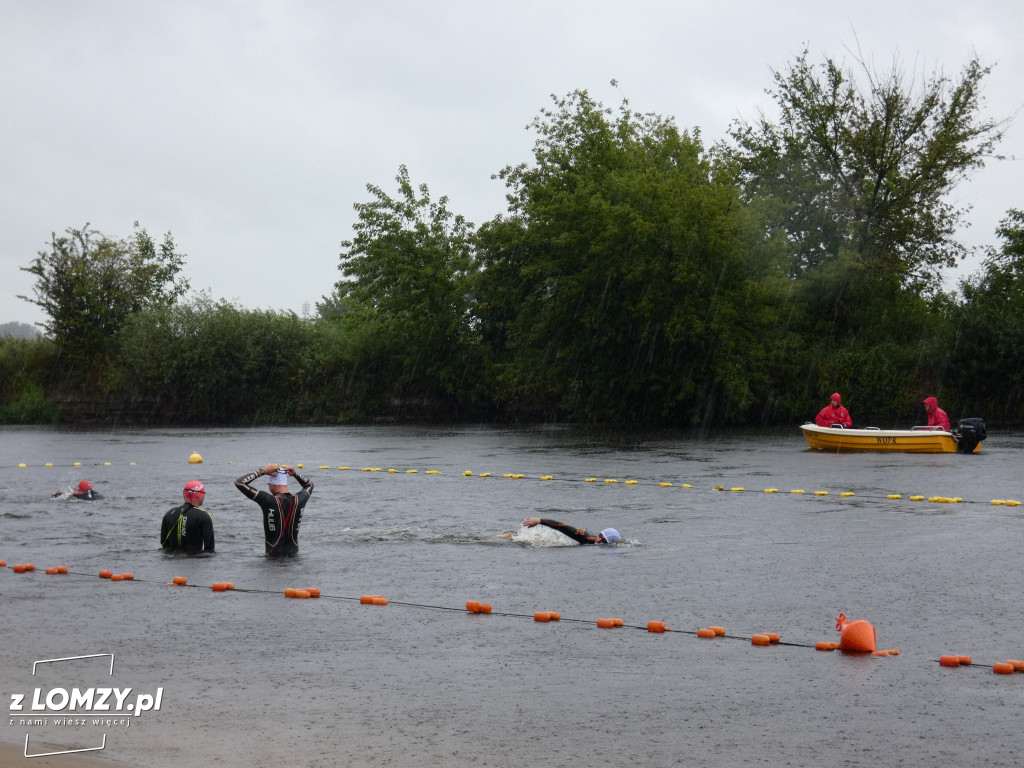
[1,424,1022,767]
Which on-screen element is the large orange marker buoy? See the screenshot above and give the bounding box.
[835,612,876,652]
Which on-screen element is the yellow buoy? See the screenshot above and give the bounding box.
[188,452,203,464]
[887,494,902,499]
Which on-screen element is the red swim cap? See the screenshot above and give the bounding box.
[78,480,93,492]
[183,480,205,502]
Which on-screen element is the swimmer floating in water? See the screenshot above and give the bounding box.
[522,517,622,544]
[52,480,103,501]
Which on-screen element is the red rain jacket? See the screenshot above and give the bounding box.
[923,397,951,431]
[815,393,852,428]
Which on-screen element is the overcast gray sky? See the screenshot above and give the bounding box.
[2,0,1021,328]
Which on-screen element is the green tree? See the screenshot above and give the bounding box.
[323,165,483,412]
[479,89,787,424]
[18,223,188,366]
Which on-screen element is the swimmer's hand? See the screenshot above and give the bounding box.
[523,517,541,527]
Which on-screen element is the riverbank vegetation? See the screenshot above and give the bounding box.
[3,51,1021,427]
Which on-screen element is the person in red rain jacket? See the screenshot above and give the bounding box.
[922,396,951,431]
[815,393,853,428]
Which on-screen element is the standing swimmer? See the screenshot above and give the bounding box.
[160,480,215,553]
[234,464,314,555]
[522,517,622,544]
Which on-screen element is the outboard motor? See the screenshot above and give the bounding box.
[953,417,986,454]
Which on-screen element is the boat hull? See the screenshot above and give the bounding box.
[800,424,979,453]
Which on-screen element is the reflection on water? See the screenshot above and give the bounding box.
[2,425,1023,767]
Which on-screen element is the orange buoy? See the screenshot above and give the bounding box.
[480,603,493,614]
[957,655,972,665]
[815,641,836,651]
[25,564,35,571]
[465,600,481,612]
[371,596,388,605]
[709,626,726,636]
[871,650,890,657]
[1007,660,1024,671]
[120,573,134,580]
[360,595,374,604]
[225,582,235,590]
[13,564,28,573]
[294,590,311,599]
[0,561,5,567]
[612,618,624,627]
[99,570,113,579]
[110,574,124,581]
[306,588,320,598]
[45,567,59,574]
[751,634,771,646]
[763,632,780,644]
[172,576,187,585]
[993,662,1015,674]
[56,566,68,574]
[534,612,551,622]
[835,612,876,652]
[939,655,961,667]
[596,618,617,628]
[697,628,717,638]
[284,588,299,597]
[647,621,666,633]
[211,583,228,592]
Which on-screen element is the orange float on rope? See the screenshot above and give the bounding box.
[751,634,771,646]
[596,618,617,628]
[612,618,624,627]
[56,566,68,574]
[993,662,1015,674]
[647,621,666,633]
[697,628,717,638]
[13,564,28,573]
[763,632,780,644]
[45,567,59,574]
[172,576,187,585]
[534,612,552,622]
[371,596,388,605]
[294,590,311,599]
[284,588,299,597]
[100,570,113,579]
[815,641,837,651]
[465,600,481,612]
[0,561,5,567]
[480,603,493,614]
[25,564,35,571]
[1007,660,1024,671]
[835,612,876,652]
[306,588,320,598]
[120,573,134,580]
[211,583,228,592]
[957,655,972,665]
[110,574,124,581]
[939,655,961,667]
[709,626,726,636]
[871,650,890,657]
[361,595,375,604]
[224,582,235,590]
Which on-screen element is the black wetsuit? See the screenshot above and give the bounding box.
[537,518,601,544]
[234,470,314,555]
[160,503,215,553]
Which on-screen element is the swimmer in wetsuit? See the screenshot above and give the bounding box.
[522,517,622,544]
[234,464,314,555]
[52,480,103,501]
[160,480,215,553]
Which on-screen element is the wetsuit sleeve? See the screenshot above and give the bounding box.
[160,511,172,549]
[294,472,313,495]
[538,518,597,544]
[235,469,263,500]
[203,512,215,552]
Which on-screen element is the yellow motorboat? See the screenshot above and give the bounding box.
[800,421,984,454]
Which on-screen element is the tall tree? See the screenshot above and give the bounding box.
[727,49,1005,340]
[323,165,481,409]
[19,223,188,365]
[479,89,785,424]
